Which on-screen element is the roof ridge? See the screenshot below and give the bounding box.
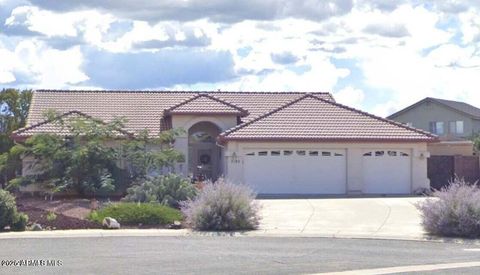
[164,93,249,115]
[12,110,133,138]
[219,93,312,138]
[35,89,331,95]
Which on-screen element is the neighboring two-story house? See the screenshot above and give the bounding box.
[388,97,478,155]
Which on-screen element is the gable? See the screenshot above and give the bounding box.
[164,93,248,116]
[389,99,473,127]
[12,111,133,140]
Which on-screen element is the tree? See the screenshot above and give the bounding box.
[8,112,185,198]
[0,89,32,188]
[121,128,185,181]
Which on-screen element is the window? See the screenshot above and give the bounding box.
[271,150,281,156]
[296,150,306,156]
[309,151,319,156]
[387,151,397,156]
[190,131,214,143]
[400,152,409,157]
[246,152,255,156]
[363,152,372,156]
[258,151,268,156]
[284,150,293,156]
[449,121,464,134]
[322,151,331,156]
[429,121,444,135]
[375,151,385,156]
[334,153,344,156]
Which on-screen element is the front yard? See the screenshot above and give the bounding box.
[14,197,182,230]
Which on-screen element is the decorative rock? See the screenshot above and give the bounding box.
[102,217,120,229]
[169,220,182,229]
[31,223,43,231]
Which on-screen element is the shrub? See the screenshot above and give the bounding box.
[0,189,28,231]
[416,178,480,238]
[0,189,18,230]
[181,178,260,231]
[46,211,57,222]
[11,213,28,231]
[123,174,197,208]
[88,202,182,225]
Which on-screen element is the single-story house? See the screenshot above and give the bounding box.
[13,90,437,195]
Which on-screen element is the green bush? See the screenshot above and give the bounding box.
[0,189,28,231]
[88,202,182,225]
[46,211,57,222]
[11,213,28,231]
[181,178,260,231]
[123,174,197,208]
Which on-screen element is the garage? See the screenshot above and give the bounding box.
[362,149,412,194]
[244,149,346,194]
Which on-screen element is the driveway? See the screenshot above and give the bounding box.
[257,197,428,239]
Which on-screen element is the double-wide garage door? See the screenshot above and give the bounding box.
[243,148,412,195]
[244,149,347,194]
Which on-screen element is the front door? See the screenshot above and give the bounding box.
[188,122,221,181]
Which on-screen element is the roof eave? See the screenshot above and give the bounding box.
[219,136,438,144]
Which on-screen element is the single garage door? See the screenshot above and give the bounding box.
[362,149,411,194]
[244,149,346,194]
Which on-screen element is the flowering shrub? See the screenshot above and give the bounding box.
[181,178,260,231]
[416,178,480,238]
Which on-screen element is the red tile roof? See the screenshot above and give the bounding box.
[12,111,133,139]
[219,94,437,143]
[25,90,334,136]
[164,93,249,116]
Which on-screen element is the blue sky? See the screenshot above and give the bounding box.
[1,0,480,116]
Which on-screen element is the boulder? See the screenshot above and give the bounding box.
[102,217,120,229]
[169,220,182,229]
[31,223,43,231]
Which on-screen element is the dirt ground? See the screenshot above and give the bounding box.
[15,197,179,230]
[16,197,102,230]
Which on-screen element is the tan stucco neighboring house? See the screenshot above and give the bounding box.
[13,90,437,195]
[388,97,478,156]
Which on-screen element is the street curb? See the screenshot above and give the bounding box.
[1,229,479,245]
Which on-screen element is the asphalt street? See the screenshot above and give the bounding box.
[1,236,480,275]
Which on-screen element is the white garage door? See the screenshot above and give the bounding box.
[362,150,411,194]
[244,149,346,194]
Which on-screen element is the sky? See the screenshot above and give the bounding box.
[0,0,480,117]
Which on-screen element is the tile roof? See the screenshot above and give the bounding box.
[219,94,437,143]
[25,90,334,136]
[12,111,133,139]
[164,93,249,116]
[388,97,480,119]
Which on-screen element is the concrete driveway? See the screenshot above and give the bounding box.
[257,197,428,239]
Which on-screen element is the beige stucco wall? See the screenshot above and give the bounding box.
[427,141,474,156]
[171,114,237,176]
[224,141,430,194]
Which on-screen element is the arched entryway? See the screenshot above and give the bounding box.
[188,121,222,181]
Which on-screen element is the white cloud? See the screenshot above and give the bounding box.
[333,86,365,109]
[1,0,480,119]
